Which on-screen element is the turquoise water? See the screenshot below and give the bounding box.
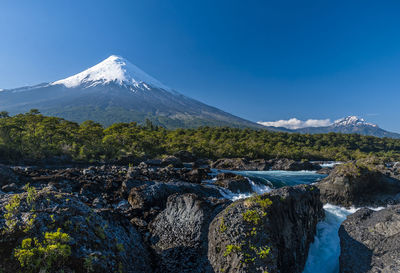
[215,170,350,273]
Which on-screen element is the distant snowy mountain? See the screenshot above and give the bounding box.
[294,116,400,138]
[0,55,262,129]
[332,116,377,128]
[52,55,172,91]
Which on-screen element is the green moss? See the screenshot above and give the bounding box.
[219,217,227,233]
[242,210,264,225]
[4,194,21,231]
[14,228,72,273]
[25,184,38,210]
[256,246,271,259]
[23,214,36,233]
[224,244,242,257]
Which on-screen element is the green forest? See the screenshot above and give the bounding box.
[1,110,400,163]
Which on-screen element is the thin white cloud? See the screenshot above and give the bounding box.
[257,118,332,129]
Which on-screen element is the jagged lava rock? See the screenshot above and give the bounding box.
[149,193,228,273]
[317,161,400,207]
[0,189,151,273]
[339,206,400,273]
[208,184,324,273]
[214,172,253,193]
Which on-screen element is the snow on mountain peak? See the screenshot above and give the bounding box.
[52,55,171,91]
[333,116,378,128]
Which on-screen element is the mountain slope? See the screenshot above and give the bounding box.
[294,116,400,139]
[0,55,263,129]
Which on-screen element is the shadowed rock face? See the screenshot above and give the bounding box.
[208,185,324,273]
[339,206,400,273]
[214,173,253,193]
[149,193,228,273]
[317,162,400,207]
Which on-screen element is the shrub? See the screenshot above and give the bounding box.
[14,228,72,273]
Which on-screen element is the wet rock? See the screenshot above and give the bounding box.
[149,193,228,273]
[270,158,321,171]
[181,168,210,183]
[215,173,253,193]
[208,185,324,273]
[339,206,400,273]
[316,167,332,175]
[317,161,400,207]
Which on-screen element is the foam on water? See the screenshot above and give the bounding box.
[209,169,385,273]
[303,205,384,273]
[303,204,358,273]
[217,177,271,201]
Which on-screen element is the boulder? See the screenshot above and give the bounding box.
[208,184,324,273]
[317,161,400,207]
[211,158,270,171]
[149,193,228,273]
[339,206,400,273]
[215,172,253,193]
[173,151,197,163]
[161,156,183,168]
[127,180,222,216]
[181,168,210,183]
[0,188,152,273]
[0,164,22,187]
[270,158,321,171]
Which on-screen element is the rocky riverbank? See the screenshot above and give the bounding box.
[0,162,323,273]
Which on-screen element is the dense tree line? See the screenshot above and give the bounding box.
[1,110,400,163]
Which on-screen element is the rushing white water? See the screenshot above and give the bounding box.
[210,170,384,273]
[303,204,358,273]
[217,177,272,201]
[303,204,385,273]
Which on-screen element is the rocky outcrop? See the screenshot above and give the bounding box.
[317,162,400,207]
[339,206,400,273]
[149,193,228,273]
[214,172,253,193]
[211,158,321,171]
[125,165,211,183]
[208,185,324,273]
[127,180,222,215]
[0,164,24,188]
[173,150,198,163]
[0,163,327,273]
[0,188,152,273]
[269,158,321,171]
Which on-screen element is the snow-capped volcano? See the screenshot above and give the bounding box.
[333,116,378,128]
[0,55,261,129]
[292,116,399,138]
[52,55,171,91]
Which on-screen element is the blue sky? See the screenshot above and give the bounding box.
[1,0,400,132]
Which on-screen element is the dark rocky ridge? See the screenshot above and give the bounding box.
[339,206,400,273]
[211,158,321,171]
[208,185,324,273]
[0,163,323,272]
[317,161,400,207]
